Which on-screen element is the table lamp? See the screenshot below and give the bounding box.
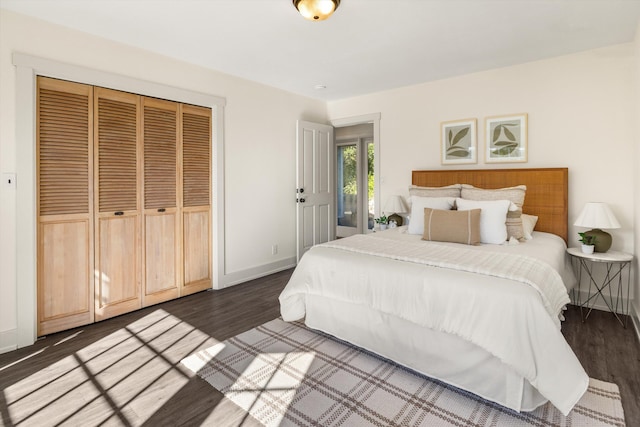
[573,202,620,252]
[384,195,409,227]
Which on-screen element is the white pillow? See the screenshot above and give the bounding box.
[456,198,510,244]
[522,213,539,240]
[407,196,455,235]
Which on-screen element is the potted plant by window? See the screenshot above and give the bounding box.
[375,215,388,231]
[578,232,596,254]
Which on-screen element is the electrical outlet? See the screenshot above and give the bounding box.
[271,244,278,255]
[3,173,16,189]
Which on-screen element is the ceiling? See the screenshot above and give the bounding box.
[1,0,639,101]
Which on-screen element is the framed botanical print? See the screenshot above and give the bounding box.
[440,118,477,165]
[485,113,528,163]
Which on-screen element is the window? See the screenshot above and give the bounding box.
[336,134,374,238]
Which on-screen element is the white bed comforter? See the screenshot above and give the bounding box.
[279,229,588,415]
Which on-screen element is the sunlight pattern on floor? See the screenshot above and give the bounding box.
[3,309,220,426]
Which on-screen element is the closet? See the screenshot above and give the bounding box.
[37,76,212,336]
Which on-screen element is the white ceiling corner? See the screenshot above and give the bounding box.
[1,0,639,101]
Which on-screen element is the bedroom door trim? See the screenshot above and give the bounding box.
[12,53,226,348]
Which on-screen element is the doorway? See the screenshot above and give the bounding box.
[295,114,380,260]
[335,124,375,238]
[335,123,377,238]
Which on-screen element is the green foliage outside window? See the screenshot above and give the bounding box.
[341,143,374,202]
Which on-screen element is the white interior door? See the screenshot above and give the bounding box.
[296,120,334,262]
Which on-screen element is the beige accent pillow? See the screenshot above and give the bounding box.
[460,184,526,240]
[409,184,461,198]
[522,213,538,240]
[422,207,481,245]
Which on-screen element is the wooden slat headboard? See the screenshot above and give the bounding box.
[411,168,568,242]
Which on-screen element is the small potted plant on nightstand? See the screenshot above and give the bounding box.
[375,215,388,231]
[578,232,596,254]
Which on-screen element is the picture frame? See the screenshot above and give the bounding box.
[485,113,528,163]
[440,118,477,165]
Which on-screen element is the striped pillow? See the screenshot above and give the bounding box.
[422,207,481,245]
[409,184,461,198]
[460,184,526,240]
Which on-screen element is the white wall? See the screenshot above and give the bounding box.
[0,10,327,351]
[328,44,637,301]
[1,8,638,352]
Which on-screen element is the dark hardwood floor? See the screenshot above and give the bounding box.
[1,269,638,426]
[562,305,640,425]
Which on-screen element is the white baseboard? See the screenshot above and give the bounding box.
[0,328,17,355]
[217,257,296,289]
[571,289,640,336]
[570,288,631,315]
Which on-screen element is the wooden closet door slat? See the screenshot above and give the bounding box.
[142,98,180,306]
[37,76,94,336]
[94,87,142,321]
[144,102,177,209]
[97,96,138,212]
[38,87,90,215]
[183,106,211,207]
[182,104,212,295]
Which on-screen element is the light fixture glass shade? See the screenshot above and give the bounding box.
[573,202,621,229]
[293,0,340,21]
[384,195,409,214]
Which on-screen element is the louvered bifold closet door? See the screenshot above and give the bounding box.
[142,98,180,306]
[37,77,94,336]
[182,104,212,295]
[94,87,142,321]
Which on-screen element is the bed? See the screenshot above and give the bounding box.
[279,168,588,416]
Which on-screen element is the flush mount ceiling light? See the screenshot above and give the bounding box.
[293,0,340,21]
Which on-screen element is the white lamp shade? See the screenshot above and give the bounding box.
[574,202,621,229]
[384,195,409,214]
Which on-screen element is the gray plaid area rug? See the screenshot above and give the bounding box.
[181,318,626,426]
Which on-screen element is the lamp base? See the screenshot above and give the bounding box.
[584,228,612,253]
[388,213,403,226]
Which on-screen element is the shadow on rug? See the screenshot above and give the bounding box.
[181,318,625,426]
